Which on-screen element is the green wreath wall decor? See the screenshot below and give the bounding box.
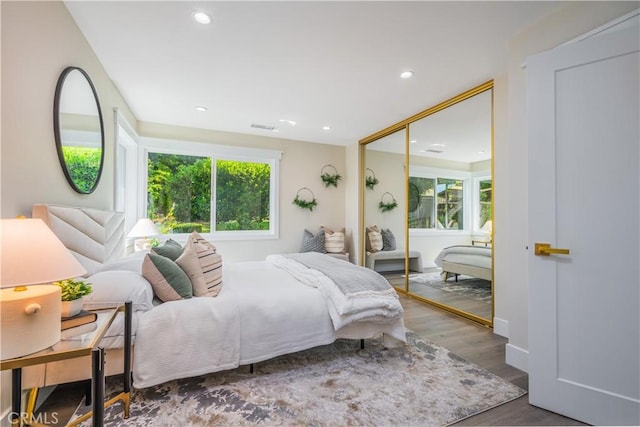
[293,187,318,211]
[320,164,342,188]
[365,168,379,190]
[379,192,398,213]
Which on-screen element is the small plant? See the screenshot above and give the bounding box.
[293,187,318,211]
[53,279,92,301]
[379,192,398,213]
[320,164,342,188]
[365,168,379,190]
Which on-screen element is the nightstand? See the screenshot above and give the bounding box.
[1,302,132,427]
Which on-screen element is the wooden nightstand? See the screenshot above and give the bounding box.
[1,302,132,427]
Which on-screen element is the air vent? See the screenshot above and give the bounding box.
[250,123,277,131]
[425,149,443,154]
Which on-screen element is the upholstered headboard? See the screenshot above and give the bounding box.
[32,204,125,275]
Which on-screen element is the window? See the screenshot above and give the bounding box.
[141,138,280,240]
[409,176,465,230]
[114,110,139,234]
[477,177,492,231]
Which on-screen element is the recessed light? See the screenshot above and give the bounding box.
[279,119,296,126]
[192,11,212,25]
[400,70,414,79]
[195,106,208,112]
[430,143,446,147]
[410,140,416,144]
[322,125,332,131]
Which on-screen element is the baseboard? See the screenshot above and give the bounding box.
[506,343,529,373]
[492,317,509,338]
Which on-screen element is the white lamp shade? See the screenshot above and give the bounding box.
[1,218,87,287]
[127,218,160,238]
[480,220,493,234]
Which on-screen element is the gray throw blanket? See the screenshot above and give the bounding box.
[284,252,392,295]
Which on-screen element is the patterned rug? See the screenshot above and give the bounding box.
[409,272,492,303]
[73,332,524,426]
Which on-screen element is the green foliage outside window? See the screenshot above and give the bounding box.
[147,154,270,233]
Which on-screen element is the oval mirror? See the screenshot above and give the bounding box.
[54,66,104,194]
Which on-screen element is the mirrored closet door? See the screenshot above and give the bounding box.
[360,81,494,326]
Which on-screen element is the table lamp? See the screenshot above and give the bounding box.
[1,218,87,360]
[127,218,161,251]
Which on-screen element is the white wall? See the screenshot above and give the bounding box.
[499,1,638,370]
[0,1,137,219]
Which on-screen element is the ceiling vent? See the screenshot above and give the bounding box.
[425,149,443,154]
[250,123,277,131]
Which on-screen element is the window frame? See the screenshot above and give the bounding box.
[139,137,281,241]
[472,174,492,234]
[408,166,471,236]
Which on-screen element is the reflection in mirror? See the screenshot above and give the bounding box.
[363,129,407,289]
[54,67,104,194]
[407,87,493,323]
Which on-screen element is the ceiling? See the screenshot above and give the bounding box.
[65,1,562,154]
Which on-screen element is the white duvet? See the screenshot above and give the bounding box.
[131,258,406,388]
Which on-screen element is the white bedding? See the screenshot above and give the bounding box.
[267,254,403,330]
[434,245,492,269]
[132,258,406,388]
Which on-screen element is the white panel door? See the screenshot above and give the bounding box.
[527,24,639,426]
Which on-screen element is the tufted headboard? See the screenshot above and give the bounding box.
[32,204,125,275]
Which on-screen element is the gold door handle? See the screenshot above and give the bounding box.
[534,243,570,256]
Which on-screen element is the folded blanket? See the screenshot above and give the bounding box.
[267,253,403,330]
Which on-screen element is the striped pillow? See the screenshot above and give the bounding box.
[324,227,345,254]
[367,227,383,253]
[176,232,223,297]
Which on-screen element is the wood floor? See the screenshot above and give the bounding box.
[400,295,586,426]
[36,296,587,426]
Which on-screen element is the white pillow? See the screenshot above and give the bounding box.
[82,270,154,311]
[100,250,148,274]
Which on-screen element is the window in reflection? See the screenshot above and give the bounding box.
[409,176,465,230]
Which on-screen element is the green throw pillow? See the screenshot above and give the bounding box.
[142,253,193,302]
[152,239,184,261]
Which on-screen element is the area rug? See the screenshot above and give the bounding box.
[73,332,525,426]
[409,272,492,303]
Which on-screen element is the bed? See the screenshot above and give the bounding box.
[434,245,492,282]
[22,204,406,390]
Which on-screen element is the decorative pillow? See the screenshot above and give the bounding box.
[142,253,193,302]
[366,225,383,253]
[187,231,217,253]
[381,228,397,251]
[323,227,346,254]
[176,238,223,297]
[300,229,327,253]
[151,239,184,261]
[82,270,154,311]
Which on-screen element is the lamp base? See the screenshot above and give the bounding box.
[134,238,152,252]
[1,285,61,360]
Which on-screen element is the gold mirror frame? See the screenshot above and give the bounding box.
[359,80,494,327]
